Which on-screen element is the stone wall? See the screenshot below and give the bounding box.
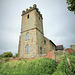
[55,50,64,55]
[71,45,75,50]
[19,4,44,58]
[42,37,55,59]
[42,37,50,54]
[35,10,43,34]
[19,29,37,58]
[21,10,36,32]
[36,29,43,54]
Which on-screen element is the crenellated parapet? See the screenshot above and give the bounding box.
[21,4,43,19]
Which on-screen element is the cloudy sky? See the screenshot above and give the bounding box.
[0,0,75,55]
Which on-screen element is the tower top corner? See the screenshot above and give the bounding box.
[21,4,43,19]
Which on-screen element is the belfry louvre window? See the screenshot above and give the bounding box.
[27,14,29,19]
[26,32,29,40]
[26,45,29,54]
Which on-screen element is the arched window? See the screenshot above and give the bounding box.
[26,44,29,54]
[27,14,29,19]
[26,32,29,40]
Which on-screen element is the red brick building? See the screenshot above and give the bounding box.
[66,48,74,53]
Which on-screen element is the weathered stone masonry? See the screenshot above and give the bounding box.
[18,4,56,59]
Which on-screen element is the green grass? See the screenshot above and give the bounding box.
[0,58,56,75]
[53,53,75,75]
[0,52,75,75]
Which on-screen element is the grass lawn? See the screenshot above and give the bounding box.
[0,58,56,75]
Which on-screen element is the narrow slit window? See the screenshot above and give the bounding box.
[44,40,46,44]
[39,17,40,20]
[40,47,42,54]
[27,14,29,19]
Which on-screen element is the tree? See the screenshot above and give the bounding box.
[15,53,18,57]
[66,0,75,14]
[1,52,13,57]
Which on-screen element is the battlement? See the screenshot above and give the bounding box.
[21,4,43,19]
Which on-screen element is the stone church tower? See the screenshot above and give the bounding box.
[18,4,55,58]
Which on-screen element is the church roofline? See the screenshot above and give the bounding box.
[50,40,56,47]
[44,36,56,46]
[21,4,43,19]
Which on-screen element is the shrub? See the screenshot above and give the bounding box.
[53,52,75,75]
[13,56,16,59]
[5,57,10,61]
[0,58,56,75]
[68,51,75,56]
[52,71,67,75]
[2,57,10,62]
[1,52,13,57]
[26,58,56,75]
[15,53,18,57]
[19,58,21,60]
[0,57,2,60]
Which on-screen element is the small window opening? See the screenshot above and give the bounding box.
[27,14,29,19]
[40,47,42,54]
[39,17,40,20]
[44,40,46,45]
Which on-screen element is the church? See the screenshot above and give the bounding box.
[18,4,56,59]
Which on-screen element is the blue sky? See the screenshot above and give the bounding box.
[0,0,75,55]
